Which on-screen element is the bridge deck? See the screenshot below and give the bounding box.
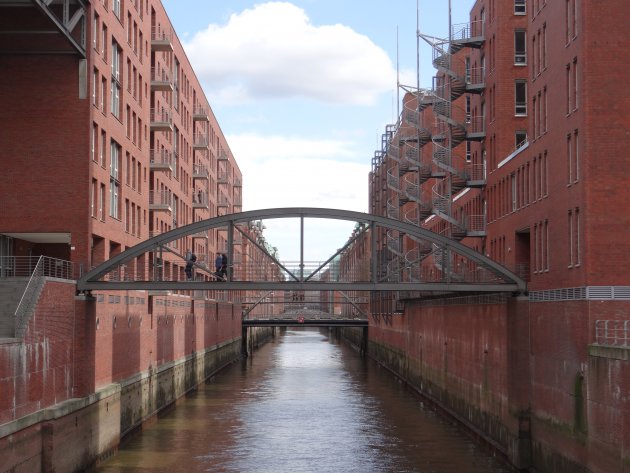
[242,318,368,327]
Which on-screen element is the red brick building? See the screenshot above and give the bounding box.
[0,0,242,276]
[0,2,269,470]
[361,1,630,471]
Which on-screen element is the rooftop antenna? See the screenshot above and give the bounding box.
[416,0,420,91]
[396,25,400,122]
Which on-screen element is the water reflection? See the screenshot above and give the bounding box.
[95,329,512,472]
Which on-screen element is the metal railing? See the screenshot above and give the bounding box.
[0,256,76,279]
[595,320,630,347]
[7,257,75,337]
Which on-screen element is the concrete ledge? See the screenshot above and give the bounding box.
[588,344,630,361]
[0,383,121,438]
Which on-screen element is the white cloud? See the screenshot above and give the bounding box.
[228,132,369,211]
[228,132,370,261]
[183,2,396,105]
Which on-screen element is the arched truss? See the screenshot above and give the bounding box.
[77,208,527,294]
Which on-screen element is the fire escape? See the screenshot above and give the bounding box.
[372,18,486,305]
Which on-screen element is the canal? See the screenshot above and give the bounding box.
[95,329,514,472]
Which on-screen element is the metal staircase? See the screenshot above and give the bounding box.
[418,20,486,239]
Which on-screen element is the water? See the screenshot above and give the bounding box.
[95,329,513,472]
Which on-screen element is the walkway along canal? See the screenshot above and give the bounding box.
[94,329,513,473]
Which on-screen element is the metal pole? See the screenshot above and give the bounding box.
[416,0,420,91]
[300,215,304,282]
[227,220,233,282]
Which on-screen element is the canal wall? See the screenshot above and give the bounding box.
[0,280,260,473]
[342,294,630,473]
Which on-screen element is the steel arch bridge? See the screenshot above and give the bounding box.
[76,208,526,295]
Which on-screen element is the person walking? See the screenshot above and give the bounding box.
[185,249,196,280]
[215,252,223,280]
[220,253,228,280]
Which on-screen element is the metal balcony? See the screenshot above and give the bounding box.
[150,67,173,91]
[218,150,228,161]
[193,106,210,121]
[217,170,228,184]
[217,195,229,208]
[192,163,209,180]
[151,27,173,52]
[193,133,208,149]
[149,191,172,212]
[150,149,173,172]
[193,192,209,210]
[150,108,173,132]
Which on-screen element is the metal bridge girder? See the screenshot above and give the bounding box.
[76,207,527,294]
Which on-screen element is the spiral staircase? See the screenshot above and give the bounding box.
[371,20,487,300]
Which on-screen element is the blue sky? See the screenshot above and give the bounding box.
[161,0,476,261]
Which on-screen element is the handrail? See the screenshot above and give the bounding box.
[14,256,45,337]
[595,320,629,347]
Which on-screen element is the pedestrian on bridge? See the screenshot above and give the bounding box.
[215,252,223,280]
[220,253,228,280]
[185,250,196,280]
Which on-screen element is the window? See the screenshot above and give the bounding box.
[111,40,121,118]
[573,58,578,111]
[515,0,526,15]
[110,82,120,118]
[542,87,547,133]
[515,130,527,148]
[93,14,99,50]
[515,30,527,64]
[99,183,105,221]
[568,129,580,184]
[566,0,577,42]
[573,130,579,182]
[515,80,527,115]
[92,69,97,105]
[91,179,97,217]
[101,24,107,59]
[511,173,517,211]
[174,59,180,111]
[91,123,98,162]
[113,0,120,18]
[574,208,581,266]
[109,140,121,219]
[124,199,130,232]
[100,77,107,113]
[100,130,106,167]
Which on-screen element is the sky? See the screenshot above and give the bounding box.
[161,0,476,262]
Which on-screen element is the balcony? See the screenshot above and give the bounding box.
[234,176,242,187]
[193,191,209,210]
[151,67,173,91]
[193,106,210,121]
[150,149,173,172]
[218,150,228,161]
[149,190,172,212]
[217,170,228,184]
[193,133,209,150]
[150,108,173,132]
[192,163,209,180]
[151,27,173,52]
[217,194,229,208]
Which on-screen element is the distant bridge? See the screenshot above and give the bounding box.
[242,308,367,328]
